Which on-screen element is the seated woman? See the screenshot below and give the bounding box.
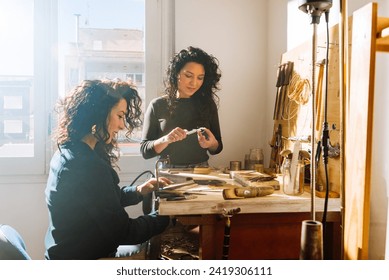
[44,79,171,260]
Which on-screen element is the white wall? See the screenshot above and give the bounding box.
[360,0,389,261]
[175,0,270,168]
[0,0,388,260]
[371,50,389,260]
[265,0,289,168]
[0,181,48,259]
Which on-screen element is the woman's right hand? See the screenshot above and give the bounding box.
[154,127,187,154]
[163,127,187,143]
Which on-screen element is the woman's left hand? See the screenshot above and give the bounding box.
[197,127,219,152]
[137,177,173,195]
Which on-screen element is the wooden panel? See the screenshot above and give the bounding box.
[344,2,377,260]
[273,22,341,196]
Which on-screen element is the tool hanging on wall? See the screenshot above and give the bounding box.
[221,207,241,260]
[273,63,285,120]
[279,61,294,120]
[274,124,283,172]
[268,123,283,172]
[273,61,294,120]
[288,71,310,106]
[315,59,325,136]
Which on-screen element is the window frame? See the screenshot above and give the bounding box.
[117,0,174,178]
[0,0,56,178]
[0,0,174,182]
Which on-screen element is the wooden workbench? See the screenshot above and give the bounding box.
[157,171,341,260]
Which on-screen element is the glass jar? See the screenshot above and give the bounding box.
[281,158,304,196]
[248,148,264,170]
[244,154,250,170]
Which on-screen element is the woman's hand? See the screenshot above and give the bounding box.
[197,127,219,152]
[136,177,173,195]
[163,127,188,143]
[154,127,187,154]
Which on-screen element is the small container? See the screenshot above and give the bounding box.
[281,158,304,196]
[248,148,264,170]
[254,163,264,173]
[244,154,250,170]
[230,161,242,171]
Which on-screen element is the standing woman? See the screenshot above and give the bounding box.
[141,46,223,167]
[45,79,171,260]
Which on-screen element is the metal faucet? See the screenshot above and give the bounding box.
[155,156,170,189]
[152,156,170,212]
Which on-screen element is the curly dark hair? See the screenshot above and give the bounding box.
[164,46,222,114]
[54,79,142,165]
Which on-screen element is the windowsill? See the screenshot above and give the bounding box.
[0,155,156,185]
[0,174,49,185]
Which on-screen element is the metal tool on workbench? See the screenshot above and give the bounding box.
[222,186,274,200]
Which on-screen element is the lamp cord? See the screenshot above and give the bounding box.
[129,170,155,215]
[130,170,155,185]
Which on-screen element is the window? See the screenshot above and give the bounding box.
[0,0,47,176]
[0,0,173,178]
[57,0,147,155]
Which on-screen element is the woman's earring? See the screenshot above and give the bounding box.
[91,125,96,135]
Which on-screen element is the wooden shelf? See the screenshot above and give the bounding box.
[377,17,389,52]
